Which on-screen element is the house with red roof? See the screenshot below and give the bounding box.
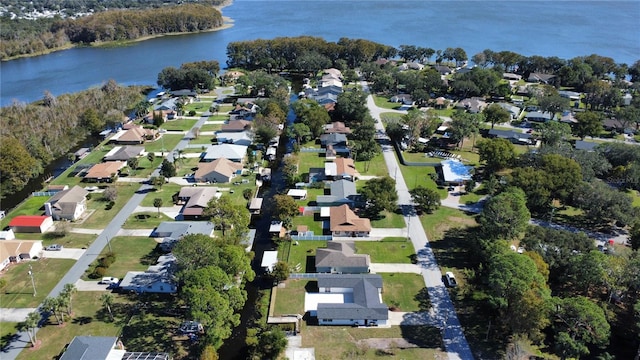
[9,215,54,233]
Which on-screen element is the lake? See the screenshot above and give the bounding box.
[1,0,639,106]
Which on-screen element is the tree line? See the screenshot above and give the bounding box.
[0,81,147,199]
[0,4,223,59]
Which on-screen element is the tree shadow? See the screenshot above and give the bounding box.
[305,256,316,273]
[414,287,431,311]
[72,316,93,325]
[140,246,164,266]
[400,325,442,349]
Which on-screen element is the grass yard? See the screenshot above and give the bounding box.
[396,160,448,199]
[81,184,140,229]
[421,207,477,242]
[198,123,222,132]
[127,156,163,178]
[122,212,175,229]
[38,233,96,249]
[355,240,415,264]
[0,196,47,228]
[302,325,445,359]
[381,273,428,312]
[188,136,215,145]
[208,114,229,121]
[297,188,324,206]
[286,240,327,273]
[297,151,329,176]
[0,259,76,308]
[370,210,406,228]
[372,95,404,110]
[84,236,160,280]
[173,157,201,177]
[272,279,308,316]
[379,112,404,122]
[184,100,213,113]
[459,189,484,205]
[355,152,388,177]
[140,184,182,207]
[144,134,183,153]
[15,291,134,360]
[291,215,324,235]
[161,119,198,132]
[0,322,20,350]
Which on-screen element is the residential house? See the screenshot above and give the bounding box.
[0,229,15,240]
[527,73,556,84]
[389,94,414,106]
[320,133,348,148]
[112,126,157,145]
[316,179,359,207]
[575,140,599,152]
[325,158,360,181]
[261,250,278,272]
[221,120,252,132]
[44,185,89,221]
[177,187,220,220]
[325,145,337,160]
[9,215,54,233]
[497,103,522,120]
[73,148,91,161]
[215,131,253,146]
[330,205,371,238]
[487,129,533,145]
[315,241,370,274]
[503,73,522,81]
[603,118,636,135]
[456,97,487,113]
[195,158,244,183]
[323,68,343,79]
[60,336,168,360]
[558,90,581,101]
[153,221,215,251]
[287,189,308,200]
[399,62,424,71]
[434,65,453,76]
[560,111,578,124]
[0,240,43,271]
[313,93,339,106]
[269,221,286,238]
[306,274,388,326]
[324,122,352,134]
[201,144,247,163]
[119,254,178,294]
[171,89,197,97]
[525,111,554,122]
[84,161,126,182]
[103,146,145,162]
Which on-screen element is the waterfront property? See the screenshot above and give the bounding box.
[44,185,89,221]
[119,254,178,294]
[59,336,169,360]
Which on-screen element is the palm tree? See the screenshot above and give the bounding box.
[56,294,69,323]
[61,283,77,316]
[20,311,40,347]
[42,297,62,325]
[101,293,114,321]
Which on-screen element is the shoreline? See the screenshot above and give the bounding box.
[1,1,235,62]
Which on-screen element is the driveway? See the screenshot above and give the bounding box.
[0,308,38,322]
[75,279,112,291]
[387,311,435,326]
[370,263,422,274]
[369,228,407,238]
[284,335,315,360]
[41,248,85,260]
[116,229,154,237]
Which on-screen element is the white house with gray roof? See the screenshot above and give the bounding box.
[44,185,88,221]
[315,241,370,274]
[119,254,178,294]
[305,274,388,326]
[316,180,359,207]
[59,336,169,360]
[201,144,247,163]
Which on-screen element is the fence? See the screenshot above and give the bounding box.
[288,273,319,279]
[299,148,325,153]
[290,235,333,241]
[32,191,56,197]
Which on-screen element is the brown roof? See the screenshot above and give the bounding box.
[221,120,252,132]
[335,158,360,178]
[47,185,88,211]
[324,121,352,134]
[0,240,39,261]
[178,187,218,209]
[330,205,371,233]
[195,158,243,180]
[85,161,125,179]
[118,126,156,143]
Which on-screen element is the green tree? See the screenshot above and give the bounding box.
[540,154,582,204]
[127,157,139,171]
[147,152,155,163]
[271,261,290,283]
[204,196,249,240]
[552,296,610,360]
[572,180,634,226]
[409,186,441,214]
[160,159,176,178]
[153,198,163,217]
[478,187,530,240]
[256,326,288,360]
[520,226,594,274]
[0,137,40,197]
[477,138,516,173]
[574,111,603,139]
[80,108,104,134]
[60,283,77,316]
[292,99,331,138]
[567,250,609,295]
[242,188,253,201]
[289,123,311,145]
[42,296,63,325]
[272,194,299,228]
[100,293,114,321]
[539,121,572,147]
[360,176,398,218]
[538,94,570,115]
[19,311,40,347]
[509,167,553,213]
[449,111,479,149]
[252,124,278,150]
[150,175,165,189]
[173,234,220,272]
[103,186,118,202]
[483,103,511,129]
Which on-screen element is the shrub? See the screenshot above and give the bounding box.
[188,110,196,116]
[86,193,92,200]
[99,256,114,267]
[90,266,107,279]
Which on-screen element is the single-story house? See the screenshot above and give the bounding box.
[316,179,359,207]
[575,140,599,152]
[434,65,453,75]
[503,73,522,81]
[324,68,343,79]
[525,111,554,123]
[440,159,473,184]
[306,274,388,326]
[316,85,343,97]
[324,121,351,134]
[215,131,253,146]
[0,240,42,271]
[456,97,487,113]
[287,189,308,200]
[84,161,126,182]
[527,73,556,84]
[111,126,157,145]
[248,197,263,215]
[325,158,360,181]
[558,90,581,101]
[603,118,635,134]
[399,62,424,71]
[44,185,89,221]
[221,120,252,132]
[9,215,54,233]
[201,144,247,163]
[153,222,215,251]
[60,336,169,360]
[330,205,371,238]
[74,148,91,161]
[103,146,145,162]
[313,93,339,105]
[487,129,533,145]
[195,158,244,184]
[560,111,578,124]
[171,89,197,97]
[261,250,278,272]
[316,241,370,274]
[318,77,343,88]
[389,94,414,105]
[119,254,177,294]
[269,221,286,238]
[177,187,220,220]
[497,103,522,120]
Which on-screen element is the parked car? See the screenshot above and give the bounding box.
[100,277,119,285]
[179,321,204,334]
[445,272,457,287]
[45,244,63,251]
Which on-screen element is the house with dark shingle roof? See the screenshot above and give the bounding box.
[60,336,169,360]
[315,241,370,273]
[487,129,533,145]
[527,73,556,84]
[307,274,388,326]
[320,133,348,148]
[316,180,359,207]
[574,140,599,152]
[103,146,145,162]
[177,187,219,220]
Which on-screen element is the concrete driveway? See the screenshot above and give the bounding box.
[370,263,422,274]
[387,311,435,326]
[41,248,85,260]
[74,279,112,291]
[0,308,38,322]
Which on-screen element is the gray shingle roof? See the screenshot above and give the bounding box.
[60,336,117,360]
[316,274,388,321]
[153,221,214,239]
[315,241,370,269]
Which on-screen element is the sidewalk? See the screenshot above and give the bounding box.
[0,308,38,322]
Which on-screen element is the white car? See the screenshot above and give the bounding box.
[100,277,119,285]
[444,272,457,287]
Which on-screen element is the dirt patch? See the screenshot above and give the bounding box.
[447,215,476,226]
[357,337,419,350]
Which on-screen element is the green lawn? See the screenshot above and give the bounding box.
[396,160,448,199]
[189,136,215,145]
[140,184,182,207]
[49,145,115,187]
[32,232,96,249]
[355,240,415,264]
[122,212,175,229]
[286,240,327,273]
[0,259,76,308]
[199,123,222,132]
[370,210,406,228]
[126,156,163,178]
[184,100,213,113]
[0,322,20,350]
[372,95,405,110]
[297,151,329,176]
[0,196,47,228]
[81,184,141,229]
[174,157,201,177]
[15,291,136,360]
[144,134,183,153]
[84,236,160,280]
[272,279,308,316]
[355,152,387,177]
[381,273,427,312]
[297,188,325,206]
[420,206,477,242]
[208,114,229,121]
[291,215,324,235]
[161,119,198,132]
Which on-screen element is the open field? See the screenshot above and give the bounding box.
[369,210,406,228]
[144,134,184,153]
[355,152,387,177]
[140,184,182,207]
[161,119,197,132]
[122,212,174,229]
[81,184,141,229]
[0,259,76,308]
